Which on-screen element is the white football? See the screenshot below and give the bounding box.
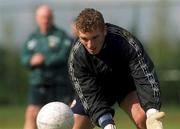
[36,102,74,129]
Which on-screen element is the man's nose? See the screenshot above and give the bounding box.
[87,40,94,48]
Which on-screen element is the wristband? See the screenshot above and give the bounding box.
[98,113,114,128]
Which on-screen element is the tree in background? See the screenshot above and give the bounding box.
[147,0,180,104]
[0,21,28,105]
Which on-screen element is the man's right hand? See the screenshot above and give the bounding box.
[30,53,45,66]
[104,124,116,129]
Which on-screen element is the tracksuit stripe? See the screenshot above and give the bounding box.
[108,26,160,104]
[68,41,89,111]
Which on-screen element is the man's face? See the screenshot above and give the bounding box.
[78,27,107,55]
[36,8,53,33]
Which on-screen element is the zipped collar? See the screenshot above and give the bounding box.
[36,25,56,36]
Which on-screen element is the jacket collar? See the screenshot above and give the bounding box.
[36,25,56,36]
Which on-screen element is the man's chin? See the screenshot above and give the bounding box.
[88,50,97,55]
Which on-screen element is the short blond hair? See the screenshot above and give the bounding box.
[75,8,105,33]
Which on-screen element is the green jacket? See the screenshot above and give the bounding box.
[21,25,72,86]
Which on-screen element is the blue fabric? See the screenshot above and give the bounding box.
[98,113,114,128]
[71,97,87,116]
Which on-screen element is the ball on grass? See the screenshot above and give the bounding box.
[36,102,74,129]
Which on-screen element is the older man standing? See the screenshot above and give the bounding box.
[21,5,74,129]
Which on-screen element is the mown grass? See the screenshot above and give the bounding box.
[0,104,179,129]
[0,105,25,129]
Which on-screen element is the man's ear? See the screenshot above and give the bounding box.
[104,25,107,36]
[77,30,80,36]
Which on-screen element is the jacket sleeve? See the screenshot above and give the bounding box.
[68,44,114,125]
[21,38,33,69]
[121,32,161,112]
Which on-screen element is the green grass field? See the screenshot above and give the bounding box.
[0,104,179,129]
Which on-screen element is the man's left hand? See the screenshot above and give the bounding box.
[146,111,165,129]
